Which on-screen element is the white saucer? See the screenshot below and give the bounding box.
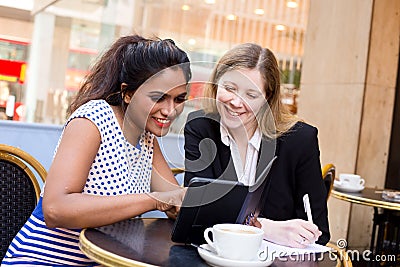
[333,181,364,193]
[197,244,273,267]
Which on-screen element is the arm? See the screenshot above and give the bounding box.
[255,125,329,247]
[43,118,174,229]
[294,127,330,244]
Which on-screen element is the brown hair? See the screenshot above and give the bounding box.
[68,35,191,115]
[203,43,299,138]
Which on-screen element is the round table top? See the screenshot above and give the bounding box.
[79,218,340,267]
[331,187,400,210]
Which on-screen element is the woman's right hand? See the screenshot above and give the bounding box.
[260,218,322,248]
[148,187,187,212]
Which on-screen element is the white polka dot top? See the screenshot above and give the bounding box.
[67,99,154,195]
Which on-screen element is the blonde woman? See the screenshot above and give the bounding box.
[184,43,329,248]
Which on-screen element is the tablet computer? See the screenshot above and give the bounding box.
[170,156,277,244]
[170,177,248,244]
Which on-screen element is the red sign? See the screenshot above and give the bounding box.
[0,59,26,84]
[13,102,24,121]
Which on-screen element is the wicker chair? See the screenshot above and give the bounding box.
[0,144,47,259]
[171,167,185,175]
[322,163,336,200]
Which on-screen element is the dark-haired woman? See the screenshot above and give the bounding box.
[2,35,191,266]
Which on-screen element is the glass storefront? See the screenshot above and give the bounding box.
[0,0,309,126]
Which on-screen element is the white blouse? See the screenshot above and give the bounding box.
[220,125,261,186]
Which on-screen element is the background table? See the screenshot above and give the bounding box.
[331,187,400,210]
[79,218,339,267]
[331,187,400,263]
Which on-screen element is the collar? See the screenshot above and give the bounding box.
[220,124,262,151]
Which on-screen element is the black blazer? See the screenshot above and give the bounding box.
[184,110,330,245]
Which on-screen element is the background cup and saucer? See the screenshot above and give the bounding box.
[197,223,273,267]
[334,173,365,193]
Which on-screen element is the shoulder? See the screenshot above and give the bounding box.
[187,109,219,121]
[186,110,220,128]
[75,99,110,111]
[185,110,221,138]
[269,122,321,169]
[68,100,113,125]
[69,100,112,120]
[280,121,318,141]
[187,109,206,120]
[65,100,116,137]
[277,121,319,153]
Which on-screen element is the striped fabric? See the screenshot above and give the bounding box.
[1,198,97,266]
[1,100,154,266]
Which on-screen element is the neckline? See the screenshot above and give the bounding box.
[99,100,151,150]
[101,100,136,148]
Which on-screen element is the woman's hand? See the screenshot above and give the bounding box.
[248,216,262,228]
[165,208,179,220]
[148,187,187,212]
[259,218,322,248]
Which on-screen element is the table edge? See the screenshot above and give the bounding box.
[331,189,400,210]
[79,228,158,267]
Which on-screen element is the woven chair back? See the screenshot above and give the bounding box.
[0,144,46,260]
[322,163,336,200]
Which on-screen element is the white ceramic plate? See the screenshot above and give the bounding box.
[333,181,364,193]
[197,244,273,267]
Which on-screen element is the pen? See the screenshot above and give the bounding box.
[303,194,313,223]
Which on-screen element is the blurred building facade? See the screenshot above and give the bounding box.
[0,0,307,124]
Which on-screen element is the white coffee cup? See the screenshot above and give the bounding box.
[339,173,365,188]
[203,223,264,261]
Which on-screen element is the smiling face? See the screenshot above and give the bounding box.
[123,68,187,144]
[216,68,267,137]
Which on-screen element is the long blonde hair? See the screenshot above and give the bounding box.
[203,43,299,139]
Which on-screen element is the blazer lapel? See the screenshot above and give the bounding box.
[255,137,277,182]
[219,140,238,181]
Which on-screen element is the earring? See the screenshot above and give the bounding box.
[123,94,131,104]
